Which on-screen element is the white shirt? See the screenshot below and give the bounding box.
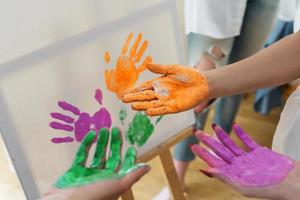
[272,0,300,161]
[184,0,247,39]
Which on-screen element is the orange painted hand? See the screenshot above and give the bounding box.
[122,63,210,116]
[104,33,152,99]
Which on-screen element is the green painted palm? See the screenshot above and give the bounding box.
[55,127,141,188]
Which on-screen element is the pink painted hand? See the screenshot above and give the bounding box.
[191,123,299,199]
[49,89,112,143]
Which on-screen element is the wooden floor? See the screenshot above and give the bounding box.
[0,93,282,200]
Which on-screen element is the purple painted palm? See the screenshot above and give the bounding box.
[49,89,112,143]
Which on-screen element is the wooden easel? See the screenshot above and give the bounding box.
[121,126,193,200]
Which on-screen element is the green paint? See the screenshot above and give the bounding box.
[127,112,154,146]
[91,128,109,168]
[155,115,164,124]
[55,128,143,189]
[119,146,136,174]
[105,127,122,171]
[119,107,127,125]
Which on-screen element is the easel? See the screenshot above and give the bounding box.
[121,126,193,200]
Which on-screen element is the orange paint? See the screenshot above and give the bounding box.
[104,33,152,99]
[104,51,110,63]
[122,63,210,116]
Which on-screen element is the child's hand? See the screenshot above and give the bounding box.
[122,63,210,116]
[191,123,299,199]
[43,128,150,200]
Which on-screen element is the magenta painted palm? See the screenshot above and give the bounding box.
[49,89,112,143]
[191,123,294,187]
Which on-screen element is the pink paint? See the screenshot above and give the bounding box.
[49,89,112,143]
[192,124,295,187]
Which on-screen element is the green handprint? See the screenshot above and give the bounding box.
[55,127,144,188]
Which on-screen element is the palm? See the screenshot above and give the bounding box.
[55,127,139,189]
[123,64,209,116]
[191,124,294,187]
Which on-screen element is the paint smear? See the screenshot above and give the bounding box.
[104,33,152,99]
[49,89,112,143]
[155,115,164,124]
[104,51,110,63]
[119,107,127,125]
[126,112,154,146]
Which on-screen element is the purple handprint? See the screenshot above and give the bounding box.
[49,89,112,143]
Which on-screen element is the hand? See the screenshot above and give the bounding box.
[122,63,209,116]
[43,128,150,200]
[104,33,152,99]
[49,89,112,143]
[191,123,299,200]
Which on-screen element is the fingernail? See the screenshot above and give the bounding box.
[199,169,213,178]
[212,123,217,129]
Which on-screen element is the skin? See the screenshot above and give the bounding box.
[121,31,300,116]
[122,63,209,116]
[42,130,150,200]
[49,89,112,143]
[126,112,154,146]
[104,33,152,99]
[191,124,300,200]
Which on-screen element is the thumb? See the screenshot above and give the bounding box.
[120,164,151,188]
[146,63,178,75]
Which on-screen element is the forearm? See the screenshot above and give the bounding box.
[204,31,300,98]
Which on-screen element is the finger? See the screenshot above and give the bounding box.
[58,101,80,115]
[50,113,74,123]
[146,106,174,116]
[91,128,110,168]
[122,80,153,96]
[191,144,226,168]
[213,124,244,156]
[146,63,179,75]
[131,100,162,110]
[137,56,152,73]
[122,33,133,54]
[72,131,96,167]
[94,89,103,105]
[134,40,148,62]
[123,90,157,103]
[119,147,137,174]
[130,33,142,58]
[233,123,260,151]
[195,131,235,163]
[49,122,73,131]
[51,137,74,143]
[105,127,122,172]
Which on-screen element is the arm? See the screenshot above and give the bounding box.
[122,31,300,116]
[206,31,300,98]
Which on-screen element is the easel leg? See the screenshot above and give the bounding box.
[121,189,134,200]
[159,150,185,200]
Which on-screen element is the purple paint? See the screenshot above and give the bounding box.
[51,112,75,123]
[192,123,295,187]
[58,101,80,115]
[95,89,103,105]
[51,137,74,143]
[50,89,112,143]
[49,122,73,131]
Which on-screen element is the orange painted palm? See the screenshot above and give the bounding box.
[104,33,152,99]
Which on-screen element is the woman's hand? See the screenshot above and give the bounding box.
[191,123,300,200]
[122,63,210,116]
